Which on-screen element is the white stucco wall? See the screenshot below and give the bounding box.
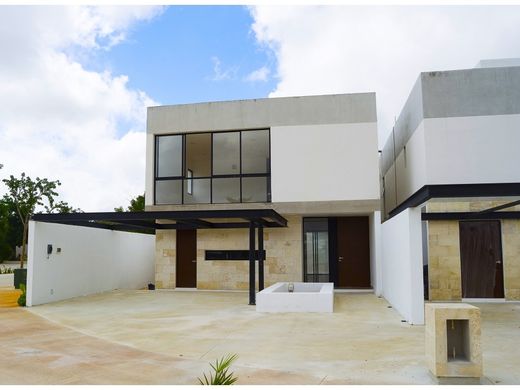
[381,207,424,325]
[271,122,380,203]
[369,211,383,296]
[424,114,520,185]
[26,221,155,306]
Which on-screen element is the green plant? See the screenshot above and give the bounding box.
[198,354,238,385]
[17,283,26,307]
[0,267,14,274]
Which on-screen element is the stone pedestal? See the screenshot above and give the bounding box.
[425,303,482,380]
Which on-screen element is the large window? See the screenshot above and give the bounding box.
[155,129,270,205]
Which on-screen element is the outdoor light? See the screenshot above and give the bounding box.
[288,282,294,293]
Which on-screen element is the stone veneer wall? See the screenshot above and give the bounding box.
[427,200,520,301]
[154,215,302,290]
[502,220,520,300]
[427,220,462,301]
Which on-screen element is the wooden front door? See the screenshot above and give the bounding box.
[336,217,371,288]
[176,229,197,288]
[459,221,504,298]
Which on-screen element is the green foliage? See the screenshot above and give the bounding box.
[0,267,14,274]
[115,193,145,212]
[1,172,80,268]
[17,283,26,307]
[198,354,239,385]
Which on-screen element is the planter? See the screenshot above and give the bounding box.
[0,273,14,288]
[13,268,27,289]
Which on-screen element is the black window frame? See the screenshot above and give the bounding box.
[154,128,271,205]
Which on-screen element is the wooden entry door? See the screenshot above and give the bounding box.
[176,229,197,288]
[336,217,371,288]
[459,221,504,298]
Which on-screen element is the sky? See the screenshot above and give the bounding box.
[1,5,520,211]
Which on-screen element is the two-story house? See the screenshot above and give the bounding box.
[145,94,382,293]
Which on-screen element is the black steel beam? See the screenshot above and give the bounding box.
[258,225,264,291]
[32,208,288,228]
[477,199,520,214]
[249,222,256,305]
[422,211,520,221]
[388,183,520,219]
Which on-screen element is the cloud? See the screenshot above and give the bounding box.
[244,66,270,82]
[0,6,163,211]
[249,5,520,145]
[209,56,239,81]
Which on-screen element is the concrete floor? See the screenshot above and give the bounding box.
[1,290,519,384]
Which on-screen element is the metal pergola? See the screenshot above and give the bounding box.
[32,209,288,305]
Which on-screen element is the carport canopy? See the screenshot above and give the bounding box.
[32,209,288,305]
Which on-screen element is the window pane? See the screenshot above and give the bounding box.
[242,176,268,202]
[212,178,240,203]
[213,132,240,175]
[242,130,269,174]
[156,135,182,177]
[155,180,182,205]
[184,178,210,204]
[185,133,211,177]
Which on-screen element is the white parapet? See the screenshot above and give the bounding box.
[256,282,334,313]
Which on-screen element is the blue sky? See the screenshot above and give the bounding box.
[2,5,520,211]
[91,6,276,107]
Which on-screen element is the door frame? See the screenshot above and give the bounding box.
[458,219,505,299]
[302,216,371,288]
[176,229,197,288]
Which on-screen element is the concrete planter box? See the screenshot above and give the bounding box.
[256,282,334,313]
[0,273,14,288]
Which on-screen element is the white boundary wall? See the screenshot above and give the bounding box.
[369,211,383,296]
[381,207,424,324]
[27,221,155,306]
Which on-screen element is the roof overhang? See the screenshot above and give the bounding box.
[31,209,288,235]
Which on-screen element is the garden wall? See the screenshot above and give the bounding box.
[381,207,424,325]
[26,221,155,306]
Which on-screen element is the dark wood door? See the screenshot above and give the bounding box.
[176,229,197,288]
[336,217,371,288]
[459,221,504,298]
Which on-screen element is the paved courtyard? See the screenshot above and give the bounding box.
[1,290,519,384]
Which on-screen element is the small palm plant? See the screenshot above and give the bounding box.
[198,354,238,385]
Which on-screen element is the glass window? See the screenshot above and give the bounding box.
[156,135,183,178]
[183,178,210,204]
[303,218,330,283]
[242,129,269,174]
[242,176,268,203]
[185,133,211,177]
[212,178,240,203]
[213,132,240,175]
[155,180,182,205]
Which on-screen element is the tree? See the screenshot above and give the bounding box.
[115,193,145,212]
[1,173,78,268]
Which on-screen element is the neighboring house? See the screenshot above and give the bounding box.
[380,61,520,302]
[145,94,382,291]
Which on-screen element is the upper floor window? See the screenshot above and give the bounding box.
[155,129,270,205]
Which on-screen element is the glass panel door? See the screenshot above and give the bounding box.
[303,218,330,282]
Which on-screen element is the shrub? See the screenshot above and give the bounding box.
[198,354,238,385]
[17,283,26,307]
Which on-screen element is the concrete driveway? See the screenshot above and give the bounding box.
[1,290,519,384]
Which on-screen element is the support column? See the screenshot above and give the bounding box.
[258,225,264,291]
[249,222,256,305]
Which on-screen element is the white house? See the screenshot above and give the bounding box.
[145,93,382,294]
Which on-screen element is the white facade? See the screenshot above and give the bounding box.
[270,123,379,204]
